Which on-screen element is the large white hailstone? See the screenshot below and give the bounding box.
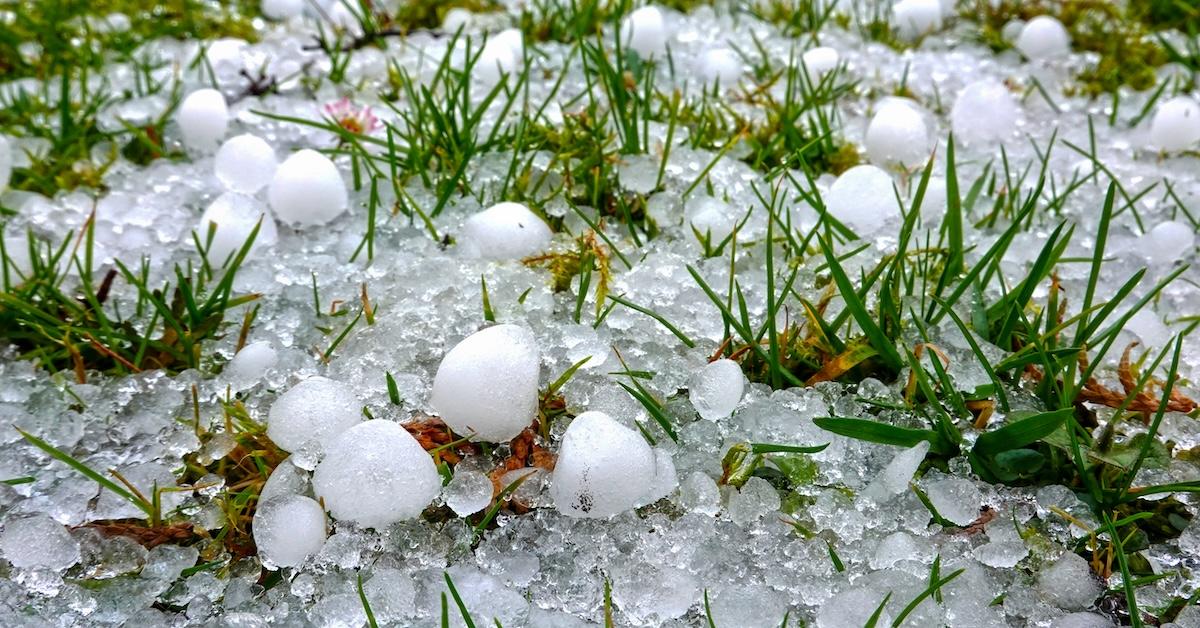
[801,46,840,78]
[214,134,277,194]
[892,0,942,40]
[695,47,742,86]
[222,340,278,390]
[268,149,348,227]
[493,28,524,59]
[551,411,658,518]
[0,514,81,570]
[0,134,10,191]
[252,494,327,568]
[312,420,441,527]
[442,7,472,32]
[825,165,900,235]
[864,99,931,169]
[262,0,304,20]
[198,192,279,263]
[177,88,229,152]
[474,38,519,85]
[1143,221,1195,265]
[459,202,552,260]
[689,359,745,420]
[267,376,361,454]
[430,324,541,442]
[686,196,739,244]
[620,6,667,58]
[951,80,1019,144]
[1015,16,1071,60]
[1149,96,1200,153]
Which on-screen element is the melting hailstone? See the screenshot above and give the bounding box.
[0,513,81,570]
[222,340,278,390]
[951,80,1019,144]
[197,192,278,263]
[261,0,304,20]
[252,494,327,568]
[266,376,361,454]
[551,411,660,518]
[825,165,900,235]
[459,202,552,260]
[474,30,523,85]
[686,196,739,244]
[312,420,441,528]
[689,359,745,420]
[177,88,229,152]
[1149,96,1200,153]
[892,0,942,40]
[430,324,541,442]
[268,149,348,227]
[864,98,931,169]
[1037,553,1103,611]
[620,6,667,58]
[801,46,839,77]
[1142,220,1195,266]
[443,469,494,516]
[214,134,278,194]
[694,47,742,86]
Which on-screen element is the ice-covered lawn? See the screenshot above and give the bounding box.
[1,0,1200,626]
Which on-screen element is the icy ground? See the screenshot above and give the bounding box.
[2,0,1200,626]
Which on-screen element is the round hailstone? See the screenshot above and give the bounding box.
[1015,15,1071,60]
[892,0,942,40]
[177,88,229,152]
[864,99,931,169]
[551,411,657,518]
[0,513,81,570]
[214,134,278,194]
[695,47,742,86]
[1143,220,1195,265]
[686,196,739,244]
[825,165,900,235]
[252,494,327,568]
[442,7,472,32]
[266,376,361,454]
[620,6,667,58]
[0,134,11,191]
[474,38,519,85]
[951,79,1019,144]
[198,192,279,263]
[689,359,745,420]
[262,0,304,20]
[1149,96,1200,153]
[459,202,552,260]
[222,340,278,390]
[312,420,441,527]
[443,469,494,516]
[430,324,541,442]
[801,46,839,77]
[267,149,348,227]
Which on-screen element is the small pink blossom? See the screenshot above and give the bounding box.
[323,97,380,135]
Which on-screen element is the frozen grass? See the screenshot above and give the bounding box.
[1,0,1200,625]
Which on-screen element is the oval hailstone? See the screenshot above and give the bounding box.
[801,46,839,77]
[689,359,745,420]
[551,411,658,518]
[864,99,931,169]
[951,79,1019,144]
[695,47,742,86]
[892,0,942,40]
[1015,16,1070,60]
[825,165,899,235]
[459,202,552,260]
[475,36,520,85]
[267,376,361,454]
[312,420,441,527]
[620,6,667,58]
[1143,220,1195,265]
[430,324,540,442]
[1149,96,1200,153]
[198,192,279,263]
[214,134,278,194]
[268,149,348,226]
[261,0,304,20]
[252,494,327,568]
[177,88,229,152]
[222,340,278,390]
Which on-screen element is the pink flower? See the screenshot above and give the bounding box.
[323,97,380,135]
